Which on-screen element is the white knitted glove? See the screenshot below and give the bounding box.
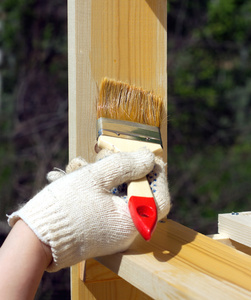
[8,149,170,272]
[49,151,170,221]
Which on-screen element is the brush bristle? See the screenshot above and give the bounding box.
[97,78,163,127]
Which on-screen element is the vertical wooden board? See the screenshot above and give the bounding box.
[68,0,167,298]
[71,264,83,300]
[68,0,167,162]
[68,0,98,161]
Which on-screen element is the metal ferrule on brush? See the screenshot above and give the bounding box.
[97,117,162,147]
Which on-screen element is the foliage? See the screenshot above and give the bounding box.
[168,0,251,232]
[0,0,68,220]
[0,1,69,298]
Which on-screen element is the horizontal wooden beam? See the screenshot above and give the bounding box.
[71,260,152,299]
[94,219,251,299]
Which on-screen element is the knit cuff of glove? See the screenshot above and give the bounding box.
[7,186,79,272]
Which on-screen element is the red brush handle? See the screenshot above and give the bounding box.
[96,134,161,240]
[127,178,158,241]
[128,196,157,241]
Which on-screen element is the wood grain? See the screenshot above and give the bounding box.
[71,261,153,300]
[208,233,251,256]
[68,0,167,298]
[96,219,251,299]
[218,212,251,247]
[68,0,167,163]
[68,1,251,299]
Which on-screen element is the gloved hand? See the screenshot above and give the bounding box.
[8,149,170,272]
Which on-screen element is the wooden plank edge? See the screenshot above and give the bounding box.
[208,233,251,256]
[218,212,251,248]
[95,220,251,300]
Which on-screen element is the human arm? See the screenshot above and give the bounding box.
[1,149,170,299]
[0,220,52,300]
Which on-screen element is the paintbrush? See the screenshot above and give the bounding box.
[97,78,163,241]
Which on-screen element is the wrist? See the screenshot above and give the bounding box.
[0,219,53,299]
[16,220,52,268]
[40,240,53,268]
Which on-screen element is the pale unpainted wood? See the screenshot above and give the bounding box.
[72,261,153,300]
[68,0,167,163]
[218,211,251,247]
[208,233,251,256]
[68,0,167,299]
[81,280,153,300]
[96,220,251,300]
[83,259,120,283]
[67,1,251,298]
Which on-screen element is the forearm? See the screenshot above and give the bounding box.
[0,220,52,300]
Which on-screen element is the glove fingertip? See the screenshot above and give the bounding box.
[47,171,64,183]
[66,157,88,173]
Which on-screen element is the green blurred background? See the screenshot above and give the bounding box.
[0,0,251,299]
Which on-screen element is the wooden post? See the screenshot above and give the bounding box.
[68,0,167,299]
[68,0,167,163]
